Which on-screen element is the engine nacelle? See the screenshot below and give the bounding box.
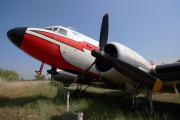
[150,62,180,81]
[54,70,77,86]
[119,82,135,92]
[95,42,151,83]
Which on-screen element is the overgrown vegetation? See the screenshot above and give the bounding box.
[0,80,180,120]
[34,74,48,81]
[0,68,20,81]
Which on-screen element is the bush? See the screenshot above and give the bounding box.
[34,74,47,81]
[0,68,20,81]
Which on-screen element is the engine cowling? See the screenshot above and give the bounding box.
[54,70,77,86]
[119,82,135,92]
[95,42,151,83]
[150,62,180,81]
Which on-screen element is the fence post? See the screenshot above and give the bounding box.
[77,111,83,120]
[65,91,84,119]
[66,92,70,112]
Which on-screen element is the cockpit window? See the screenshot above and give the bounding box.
[58,28,67,36]
[45,28,53,31]
[45,27,67,36]
[52,27,58,32]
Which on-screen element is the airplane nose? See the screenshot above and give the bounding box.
[7,27,27,48]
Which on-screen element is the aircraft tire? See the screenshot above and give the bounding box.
[73,89,84,98]
[134,97,150,112]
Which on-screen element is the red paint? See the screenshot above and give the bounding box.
[150,61,155,66]
[33,30,100,51]
[21,33,99,77]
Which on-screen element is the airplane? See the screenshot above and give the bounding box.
[7,13,180,112]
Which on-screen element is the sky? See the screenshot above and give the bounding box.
[0,1,180,79]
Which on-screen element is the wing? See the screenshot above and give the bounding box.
[104,56,162,92]
[150,62,180,94]
[151,62,180,81]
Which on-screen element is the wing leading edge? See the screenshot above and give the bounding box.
[150,62,180,81]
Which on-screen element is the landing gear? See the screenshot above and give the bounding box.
[132,84,154,112]
[73,83,90,98]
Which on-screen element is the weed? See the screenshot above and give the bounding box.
[0,80,179,119]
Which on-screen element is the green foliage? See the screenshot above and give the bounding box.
[0,68,20,81]
[177,59,180,62]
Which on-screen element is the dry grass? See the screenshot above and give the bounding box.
[153,93,180,104]
[0,79,180,120]
[0,79,47,99]
[0,79,62,119]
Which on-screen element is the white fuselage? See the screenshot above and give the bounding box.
[20,26,152,84]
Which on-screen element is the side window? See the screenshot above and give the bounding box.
[58,28,67,36]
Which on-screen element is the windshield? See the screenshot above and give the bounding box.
[45,27,58,32]
[52,27,58,32]
[45,27,67,36]
[45,28,53,31]
[58,28,67,36]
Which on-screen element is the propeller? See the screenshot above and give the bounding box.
[104,57,162,91]
[74,13,108,82]
[99,13,108,50]
[74,60,96,82]
[75,13,162,92]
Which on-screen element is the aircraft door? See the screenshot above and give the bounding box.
[58,29,86,69]
[64,43,86,70]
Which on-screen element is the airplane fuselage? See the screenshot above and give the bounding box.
[7,26,152,84]
[22,26,99,77]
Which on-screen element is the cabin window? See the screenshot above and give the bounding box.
[58,28,67,36]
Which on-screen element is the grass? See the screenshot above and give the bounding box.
[0,79,180,120]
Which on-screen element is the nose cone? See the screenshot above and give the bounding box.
[7,27,27,48]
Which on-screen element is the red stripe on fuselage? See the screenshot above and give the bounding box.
[21,33,98,77]
[33,30,100,51]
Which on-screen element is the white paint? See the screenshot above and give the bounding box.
[25,27,153,84]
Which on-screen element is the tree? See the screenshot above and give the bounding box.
[0,68,20,81]
[177,59,180,62]
[39,75,46,80]
[47,77,51,81]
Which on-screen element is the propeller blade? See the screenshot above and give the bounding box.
[74,60,96,82]
[105,56,162,92]
[75,13,108,82]
[99,13,108,50]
